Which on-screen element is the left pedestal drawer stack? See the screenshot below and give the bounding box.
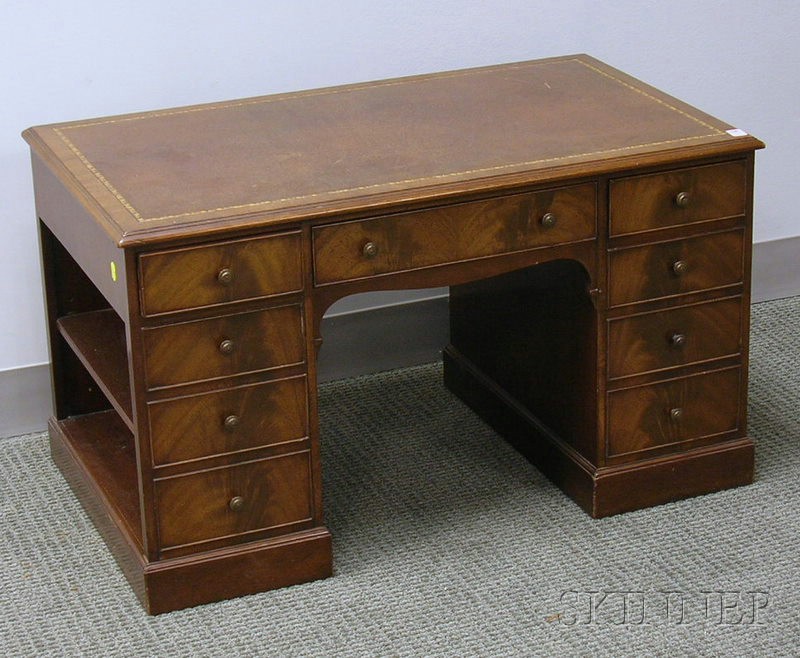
[137,231,316,560]
[40,212,330,613]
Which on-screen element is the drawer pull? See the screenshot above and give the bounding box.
[669,333,686,348]
[217,267,234,285]
[669,407,684,421]
[362,241,378,259]
[223,414,240,431]
[229,496,245,512]
[671,259,689,276]
[674,191,690,208]
[540,212,557,229]
[219,338,235,355]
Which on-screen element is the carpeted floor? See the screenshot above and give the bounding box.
[1,296,798,657]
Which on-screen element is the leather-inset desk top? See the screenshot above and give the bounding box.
[23,55,761,245]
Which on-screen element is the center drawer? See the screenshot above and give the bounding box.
[312,183,596,284]
[143,304,305,389]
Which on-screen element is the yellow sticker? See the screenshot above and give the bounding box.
[110,261,117,282]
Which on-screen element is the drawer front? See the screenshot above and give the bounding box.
[143,305,305,389]
[140,232,303,316]
[608,230,744,306]
[313,183,596,284]
[155,451,313,550]
[148,375,308,466]
[608,368,741,458]
[607,297,741,379]
[609,161,746,236]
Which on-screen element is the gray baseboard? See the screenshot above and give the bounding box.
[751,235,800,303]
[317,295,449,382]
[2,237,798,439]
[0,363,53,438]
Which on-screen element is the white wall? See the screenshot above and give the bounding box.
[1,0,798,372]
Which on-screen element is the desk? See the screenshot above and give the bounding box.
[23,55,764,614]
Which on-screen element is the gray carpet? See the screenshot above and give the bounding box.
[1,296,799,657]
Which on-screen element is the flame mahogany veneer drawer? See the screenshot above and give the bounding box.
[155,450,313,551]
[139,232,303,316]
[609,161,746,237]
[607,367,741,458]
[312,183,596,284]
[148,375,309,466]
[142,305,305,389]
[608,230,744,307]
[607,297,742,380]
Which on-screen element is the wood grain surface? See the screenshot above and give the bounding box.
[23,55,762,245]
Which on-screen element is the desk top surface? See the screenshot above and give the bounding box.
[24,54,762,246]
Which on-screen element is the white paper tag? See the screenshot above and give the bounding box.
[726,128,748,137]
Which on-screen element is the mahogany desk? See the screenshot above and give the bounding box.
[23,55,764,614]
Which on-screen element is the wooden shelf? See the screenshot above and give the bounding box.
[52,410,143,551]
[57,309,133,431]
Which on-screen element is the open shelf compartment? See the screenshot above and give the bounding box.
[52,307,144,556]
[56,308,134,431]
[50,409,144,552]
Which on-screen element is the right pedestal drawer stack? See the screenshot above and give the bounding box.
[605,159,751,465]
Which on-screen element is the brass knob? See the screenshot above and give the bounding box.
[223,414,240,431]
[362,241,378,259]
[669,407,684,421]
[674,191,690,208]
[670,333,686,348]
[540,212,557,229]
[229,496,244,512]
[671,259,689,276]
[219,339,235,355]
[217,268,234,285]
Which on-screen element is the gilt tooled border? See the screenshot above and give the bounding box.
[53,58,725,225]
